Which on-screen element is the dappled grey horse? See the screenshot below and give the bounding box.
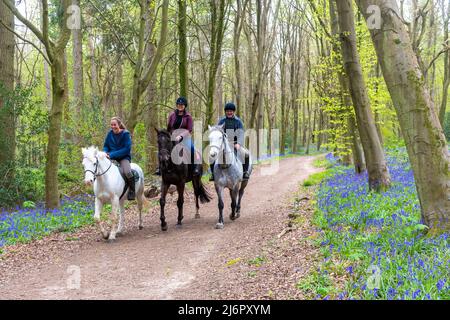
[208,125,252,229]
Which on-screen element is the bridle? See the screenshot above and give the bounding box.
[84,156,113,181]
[210,129,234,168]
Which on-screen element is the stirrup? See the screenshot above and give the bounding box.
[209,175,215,182]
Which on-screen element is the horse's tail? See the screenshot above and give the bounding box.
[194,178,212,204]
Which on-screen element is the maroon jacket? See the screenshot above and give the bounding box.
[167,110,193,140]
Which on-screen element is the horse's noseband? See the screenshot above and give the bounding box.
[84,156,112,181]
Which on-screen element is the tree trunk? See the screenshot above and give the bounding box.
[87,32,98,103]
[336,0,391,191]
[72,0,84,112]
[115,60,125,119]
[280,40,287,155]
[0,0,15,185]
[178,0,188,98]
[205,0,227,126]
[356,0,450,231]
[45,57,66,209]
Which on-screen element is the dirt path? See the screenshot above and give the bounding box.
[0,155,322,299]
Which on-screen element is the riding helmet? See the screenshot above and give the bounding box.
[176,96,188,107]
[224,102,236,111]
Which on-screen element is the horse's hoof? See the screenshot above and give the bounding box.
[230,214,236,221]
[107,238,116,243]
[101,232,109,240]
[235,212,241,219]
[195,213,201,219]
[176,223,183,229]
[139,225,144,230]
[215,223,224,229]
[116,231,123,237]
[161,224,168,232]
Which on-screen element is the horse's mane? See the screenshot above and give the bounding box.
[209,125,224,134]
[157,129,171,137]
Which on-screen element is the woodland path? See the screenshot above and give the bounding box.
[0,155,323,299]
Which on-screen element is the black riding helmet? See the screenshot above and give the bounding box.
[224,102,236,111]
[176,96,188,107]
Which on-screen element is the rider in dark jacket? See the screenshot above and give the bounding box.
[210,102,250,181]
[103,117,135,200]
[155,97,201,176]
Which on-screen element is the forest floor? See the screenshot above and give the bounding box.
[0,155,323,299]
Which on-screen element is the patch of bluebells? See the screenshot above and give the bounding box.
[313,149,450,300]
[0,194,95,248]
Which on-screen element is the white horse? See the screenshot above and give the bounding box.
[82,146,145,242]
[208,125,252,229]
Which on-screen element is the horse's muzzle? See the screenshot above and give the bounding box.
[84,178,93,186]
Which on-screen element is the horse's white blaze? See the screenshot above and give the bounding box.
[81,146,145,241]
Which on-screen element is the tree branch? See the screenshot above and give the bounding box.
[0,18,51,65]
[139,0,169,95]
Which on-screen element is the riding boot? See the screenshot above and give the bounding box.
[154,166,161,176]
[209,163,215,181]
[127,174,136,200]
[242,154,250,180]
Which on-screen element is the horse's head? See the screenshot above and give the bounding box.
[155,128,173,165]
[208,124,226,160]
[82,146,99,186]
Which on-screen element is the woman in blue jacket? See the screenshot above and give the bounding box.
[103,117,135,200]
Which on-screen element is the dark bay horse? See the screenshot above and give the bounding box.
[156,128,211,231]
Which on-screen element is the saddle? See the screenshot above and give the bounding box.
[112,160,139,200]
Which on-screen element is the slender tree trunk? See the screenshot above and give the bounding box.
[45,57,66,208]
[0,0,15,185]
[115,59,124,119]
[336,0,391,191]
[178,0,188,98]
[72,0,84,112]
[356,0,450,231]
[233,0,246,117]
[280,41,287,155]
[206,0,227,125]
[87,32,98,102]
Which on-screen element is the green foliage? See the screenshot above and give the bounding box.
[443,112,450,142]
[303,171,330,187]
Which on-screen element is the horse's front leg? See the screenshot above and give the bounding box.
[108,196,120,242]
[94,197,109,239]
[160,182,169,231]
[116,199,125,236]
[176,183,185,227]
[215,184,224,229]
[229,186,239,221]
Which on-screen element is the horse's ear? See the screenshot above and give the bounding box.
[82,147,86,155]
[219,123,225,131]
[208,125,212,131]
